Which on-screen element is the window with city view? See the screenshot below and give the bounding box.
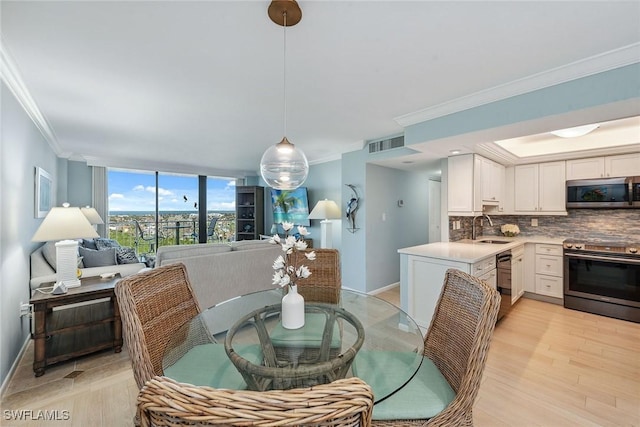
[107,169,237,254]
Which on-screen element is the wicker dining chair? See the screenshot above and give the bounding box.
[371,268,501,427]
[115,263,204,390]
[295,248,341,304]
[138,375,374,427]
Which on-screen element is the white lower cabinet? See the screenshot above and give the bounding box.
[404,254,496,330]
[534,244,563,298]
[511,245,525,303]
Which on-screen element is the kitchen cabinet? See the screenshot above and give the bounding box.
[566,153,640,179]
[403,253,497,329]
[511,245,525,303]
[514,161,566,213]
[534,244,563,298]
[448,154,504,214]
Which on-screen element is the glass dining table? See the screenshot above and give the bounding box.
[162,288,424,403]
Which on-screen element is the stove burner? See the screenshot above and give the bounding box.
[563,239,639,256]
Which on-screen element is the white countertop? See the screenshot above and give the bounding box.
[398,235,565,264]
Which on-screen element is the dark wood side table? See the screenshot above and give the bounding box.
[29,274,123,377]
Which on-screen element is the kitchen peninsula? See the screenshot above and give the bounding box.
[399,237,564,329]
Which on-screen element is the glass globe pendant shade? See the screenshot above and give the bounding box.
[260,137,309,190]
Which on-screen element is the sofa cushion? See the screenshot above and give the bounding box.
[231,240,275,251]
[156,243,232,264]
[79,246,117,267]
[41,241,58,270]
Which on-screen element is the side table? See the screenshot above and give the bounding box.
[29,275,123,376]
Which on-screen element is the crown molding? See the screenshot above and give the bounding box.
[395,43,640,127]
[83,156,254,179]
[0,37,62,154]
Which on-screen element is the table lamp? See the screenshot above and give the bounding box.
[308,199,341,248]
[32,203,99,288]
[80,206,104,229]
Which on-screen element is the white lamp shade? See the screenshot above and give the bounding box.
[81,206,104,225]
[260,138,309,190]
[308,199,341,220]
[32,206,100,242]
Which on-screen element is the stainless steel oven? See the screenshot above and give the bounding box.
[563,240,640,323]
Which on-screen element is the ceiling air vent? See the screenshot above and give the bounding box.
[368,136,404,153]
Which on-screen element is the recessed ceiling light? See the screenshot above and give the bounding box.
[550,123,600,138]
[449,149,462,155]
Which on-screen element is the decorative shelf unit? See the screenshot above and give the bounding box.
[236,186,264,241]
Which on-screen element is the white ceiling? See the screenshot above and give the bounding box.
[2,1,639,178]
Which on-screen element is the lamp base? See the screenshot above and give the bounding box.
[55,240,81,288]
[319,220,333,249]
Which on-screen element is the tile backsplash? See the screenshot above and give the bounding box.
[450,209,640,243]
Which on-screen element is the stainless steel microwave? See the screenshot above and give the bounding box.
[566,176,640,208]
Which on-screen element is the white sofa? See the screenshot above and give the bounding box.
[155,240,282,309]
[30,243,146,291]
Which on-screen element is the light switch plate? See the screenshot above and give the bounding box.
[531,218,538,227]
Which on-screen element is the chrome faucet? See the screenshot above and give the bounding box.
[472,214,493,240]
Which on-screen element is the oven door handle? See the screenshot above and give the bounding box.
[565,252,640,265]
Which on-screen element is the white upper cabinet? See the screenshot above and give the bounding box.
[514,161,566,213]
[480,156,504,205]
[566,153,640,179]
[447,154,504,214]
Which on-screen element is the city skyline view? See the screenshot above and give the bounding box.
[108,169,237,212]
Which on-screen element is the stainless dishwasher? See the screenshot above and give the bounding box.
[496,250,512,321]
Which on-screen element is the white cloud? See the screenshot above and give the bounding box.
[142,186,173,197]
[110,193,124,199]
[133,185,145,191]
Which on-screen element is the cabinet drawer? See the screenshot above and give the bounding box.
[478,269,497,289]
[472,256,496,275]
[535,254,563,277]
[535,244,562,257]
[535,274,563,298]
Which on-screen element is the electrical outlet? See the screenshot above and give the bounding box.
[19,302,32,317]
[531,218,538,227]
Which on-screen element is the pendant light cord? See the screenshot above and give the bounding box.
[283,11,287,138]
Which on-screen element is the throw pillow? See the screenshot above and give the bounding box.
[95,238,121,251]
[116,247,139,264]
[81,238,98,250]
[41,241,58,270]
[79,246,117,268]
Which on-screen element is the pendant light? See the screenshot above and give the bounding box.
[260,0,309,190]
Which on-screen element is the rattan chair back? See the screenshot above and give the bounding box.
[138,376,373,427]
[115,263,202,389]
[295,248,341,304]
[372,268,500,427]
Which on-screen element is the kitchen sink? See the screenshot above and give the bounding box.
[477,240,511,244]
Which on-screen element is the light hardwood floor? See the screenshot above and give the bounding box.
[2,290,638,426]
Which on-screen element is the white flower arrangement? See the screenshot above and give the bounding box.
[269,222,316,289]
[501,224,520,237]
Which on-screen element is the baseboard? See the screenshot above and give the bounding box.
[1,335,30,399]
[368,282,400,296]
[523,292,563,305]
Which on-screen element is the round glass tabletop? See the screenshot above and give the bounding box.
[163,288,424,403]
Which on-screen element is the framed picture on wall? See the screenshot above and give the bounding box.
[35,167,53,218]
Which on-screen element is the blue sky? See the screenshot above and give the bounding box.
[108,170,236,212]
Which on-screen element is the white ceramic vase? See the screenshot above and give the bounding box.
[281,284,305,329]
